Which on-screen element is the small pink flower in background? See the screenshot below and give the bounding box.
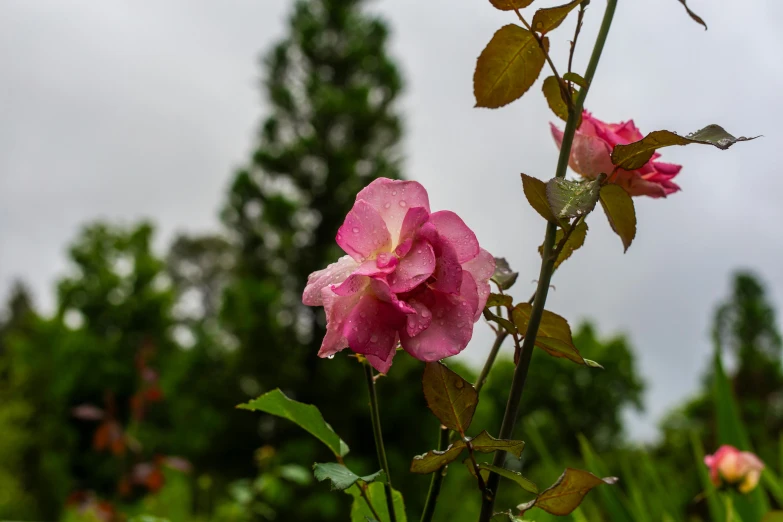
[551,111,682,198]
[303,178,495,373]
[704,445,765,493]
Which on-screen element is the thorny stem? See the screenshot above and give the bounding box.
[364,363,397,522]
[550,215,586,263]
[568,1,589,83]
[419,427,450,522]
[466,438,488,492]
[477,1,618,521]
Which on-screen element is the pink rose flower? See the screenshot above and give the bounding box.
[704,445,765,494]
[551,111,682,198]
[302,178,495,373]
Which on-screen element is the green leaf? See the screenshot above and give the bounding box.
[762,513,783,522]
[531,0,585,34]
[578,435,634,522]
[410,430,524,474]
[599,185,636,252]
[538,220,588,269]
[410,439,466,474]
[691,430,725,522]
[479,464,538,494]
[563,72,587,88]
[489,0,536,11]
[238,388,349,457]
[677,0,707,30]
[712,349,769,518]
[471,430,526,458]
[611,125,759,170]
[492,257,519,291]
[313,463,386,491]
[518,468,618,516]
[521,174,560,225]
[474,25,548,109]
[422,362,478,434]
[483,309,518,336]
[512,303,592,366]
[487,293,514,309]
[546,176,603,219]
[347,482,407,522]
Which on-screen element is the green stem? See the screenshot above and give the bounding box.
[419,427,451,522]
[364,363,397,522]
[476,331,508,394]
[477,2,617,521]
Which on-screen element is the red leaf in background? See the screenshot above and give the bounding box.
[93,422,110,451]
[145,386,163,402]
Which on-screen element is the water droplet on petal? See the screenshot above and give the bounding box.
[392,190,397,196]
[352,227,359,234]
[327,354,335,360]
[370,334,378,343]
[384,202,391,209]
[399,200,407,207]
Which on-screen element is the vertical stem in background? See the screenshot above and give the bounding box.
[476,331,509,394]
[477,1,618,521]
[419,426,450,522]
[364,363,397,522]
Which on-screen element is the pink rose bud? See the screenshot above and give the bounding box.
[551,111,682,198]
[303,178,495,373]
[704,445,765,494]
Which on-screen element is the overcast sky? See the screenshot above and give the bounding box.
[2,0,782,440]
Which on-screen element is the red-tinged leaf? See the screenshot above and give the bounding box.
[677,0,707,30]
[512,303,596,366]
[518,468,618,516]
[611,125,758,170]
[521,174,559,225]
[541,76,580,125]
[486,293,514,309]
[599,185,636,252]
[410,440,467,474]
[470,430,526,458]
[531,0,585,34]
[538,221,588,269]
[489,0,535,11]
[474,25,548,109]
[422,362,477,434]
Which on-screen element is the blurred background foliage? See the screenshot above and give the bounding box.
[1,0,781,520]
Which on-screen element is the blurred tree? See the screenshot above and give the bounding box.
[216,0,412,519]
[0,282,37,518]
[657,271,783,519]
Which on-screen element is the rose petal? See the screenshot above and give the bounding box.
[336,199,392,261]
[369,279,416,315]
[405,299,433,338]
[331,259,395,297]
[429,211,480,264]
[318,287,363,358]
[400,288,476,361]
[388,240,436,293]
[462,248,495,321]
[343,295,405,362]
[424,224,463,295]
[365,350,397,374]
[303,255,359,306]
[355,178,430,243]
[398,207,430,246]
